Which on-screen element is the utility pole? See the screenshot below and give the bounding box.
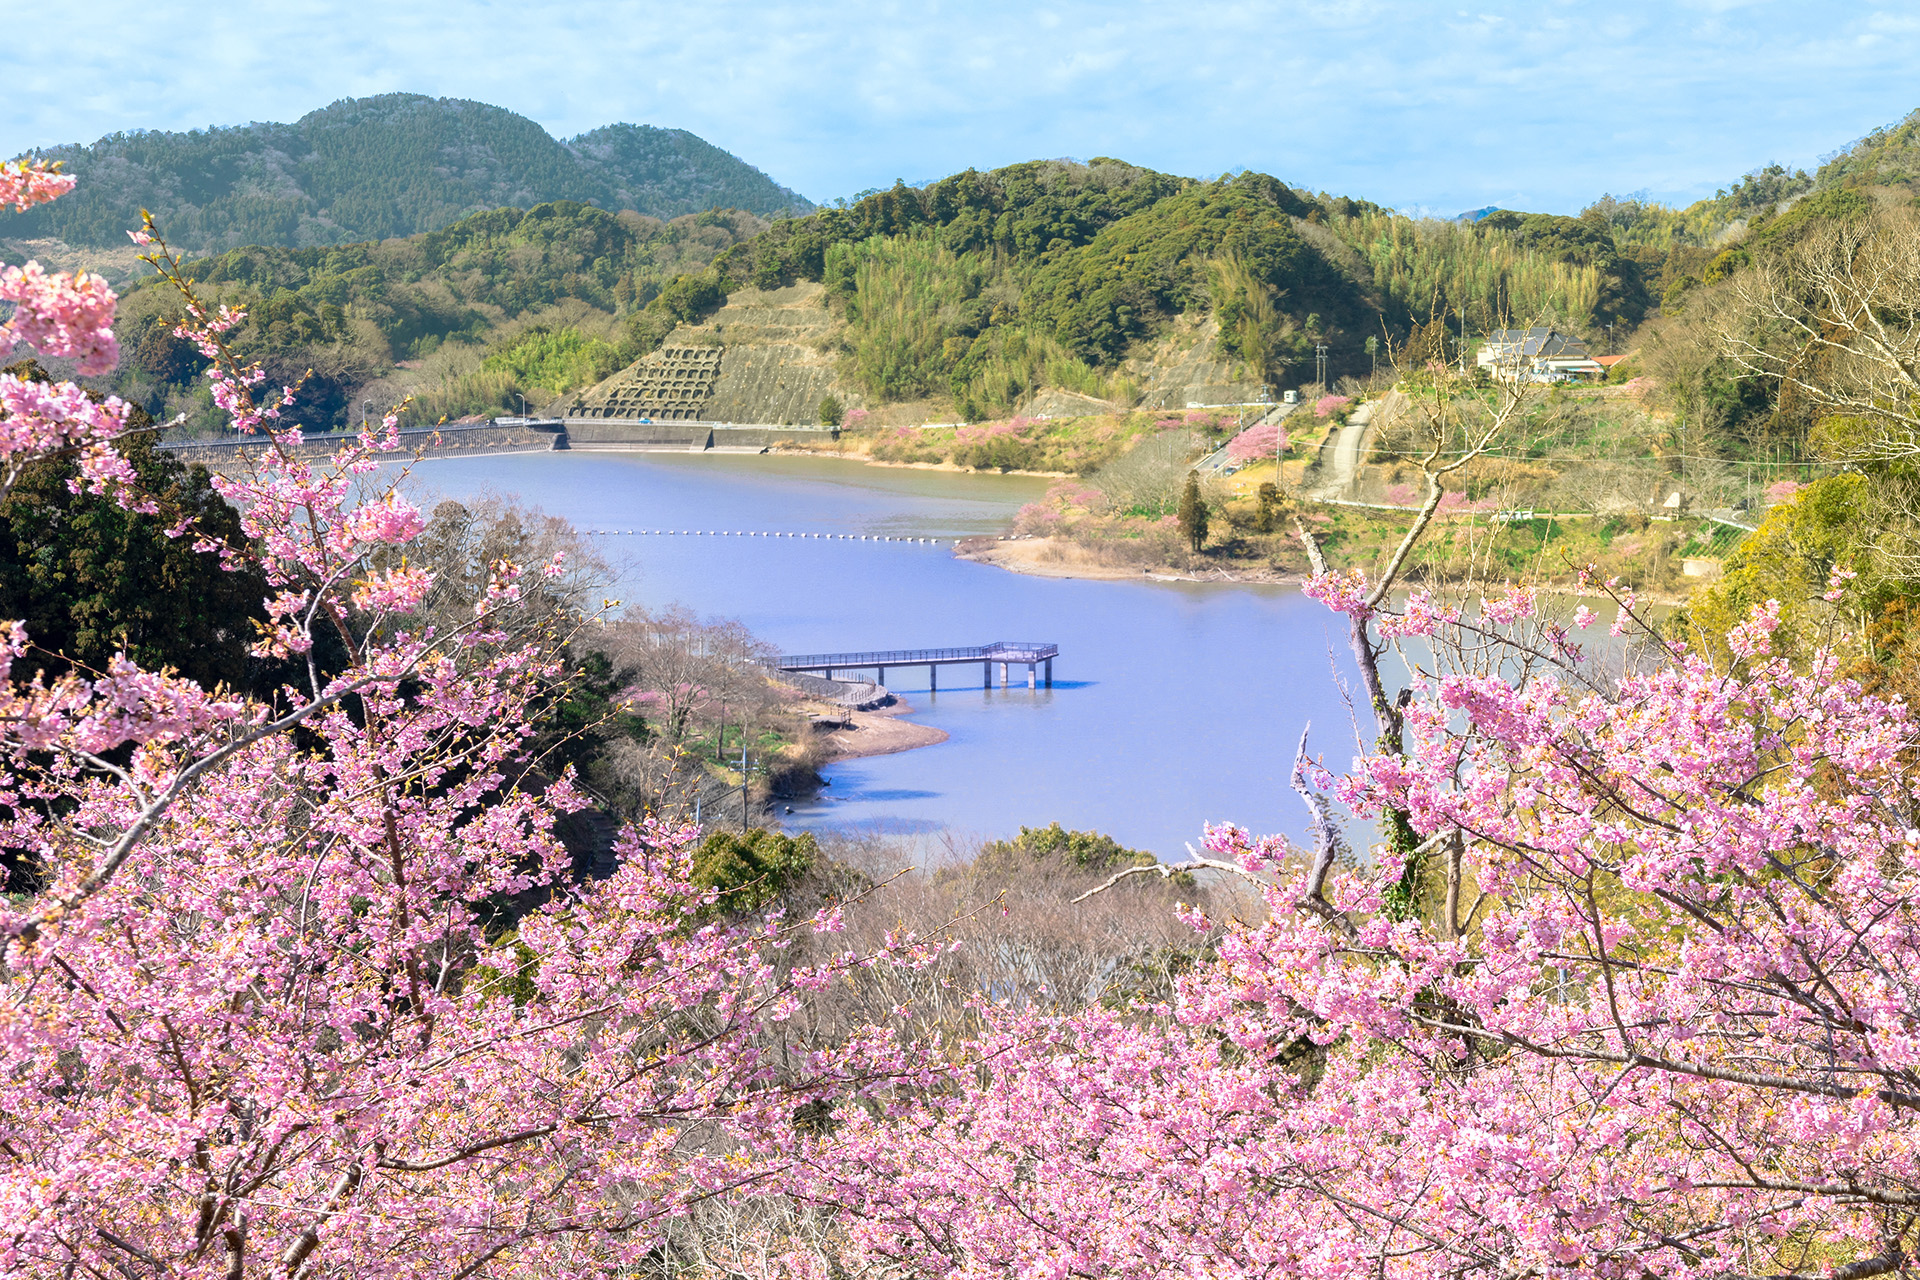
[740,743,750,835]
[1606,322,1616,355]
[1314,343,1329,389]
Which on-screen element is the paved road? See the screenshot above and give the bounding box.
[1310,400,1375,499]
[1193,402,1297,475]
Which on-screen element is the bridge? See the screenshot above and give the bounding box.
[773,641,1059,691]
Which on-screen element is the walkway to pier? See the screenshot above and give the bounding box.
[774,641,1059,690]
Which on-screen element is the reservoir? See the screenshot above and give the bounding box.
[404,450,1364,858]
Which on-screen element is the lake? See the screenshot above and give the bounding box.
[404,449,1366,859]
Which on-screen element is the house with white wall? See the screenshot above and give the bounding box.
[1476,328,1606,382]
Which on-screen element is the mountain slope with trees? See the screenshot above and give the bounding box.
[109,200,765,433]
[2,94,811,252]
[92,101,1920,433]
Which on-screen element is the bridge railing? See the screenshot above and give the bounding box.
[773,641,1058,669]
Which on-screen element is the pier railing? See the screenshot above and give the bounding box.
[773,641,1058,671]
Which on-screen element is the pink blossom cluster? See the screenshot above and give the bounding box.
[1765,478,1801,504]
[5,171,1914,1280]
[955,416,1036,445]
[0,259,119,375]
[0,159,74,212]
[1376,589,1461,638]
[1044,479,1101,509]
[790,598,1920,1280]
[1314,393,1352,418]
[0,372,139,502]
[0,195,963,1278]
[1303,566,1373,618]
[1225,421,1289,461]
[1437,488,1498,513]
[1012,501,1063,533]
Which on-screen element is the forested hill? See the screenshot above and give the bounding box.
[104,156,1684,436]
[1,94,812,252]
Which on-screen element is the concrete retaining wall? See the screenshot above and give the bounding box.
[769,669,894,711]
[562,420,709,449]
[560,420,840,452]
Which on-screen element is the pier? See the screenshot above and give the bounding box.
[774,641,1059,690]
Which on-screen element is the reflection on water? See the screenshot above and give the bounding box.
[404,450,1365,857]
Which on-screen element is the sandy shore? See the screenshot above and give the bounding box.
[956,536,1302,585]
[766,446,1074,479]
[815,699,949,761]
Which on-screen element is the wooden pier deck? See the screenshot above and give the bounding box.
[773,641,1059,690]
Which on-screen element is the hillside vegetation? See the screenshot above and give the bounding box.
[109,201,763,432]
[3,94,810,252]
[672,162,1660,416]
[74,99,1920,439]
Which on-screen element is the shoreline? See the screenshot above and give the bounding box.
[814,697,949,761]
[952,535,1696,603]
[955,536,1302,585]
[766,445,1075,479]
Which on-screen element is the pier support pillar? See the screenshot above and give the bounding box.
[1027,663,1035,689]
[983,661,990,688]
[878,666,887,686]
[999,662,1009,688]
[1045,657,1052,687]
[929,663,937,692]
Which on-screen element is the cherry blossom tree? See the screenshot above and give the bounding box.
[0,171,935,1278]
[790,582,1920,1280]
[1225,422,1288,464]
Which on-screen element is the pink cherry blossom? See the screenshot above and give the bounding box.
[0,158,74,212]
[0,260,119,375]
[1226,422,1289,461]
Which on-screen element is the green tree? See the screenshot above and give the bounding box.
[1255,481,1284,533]
[0,362,265,690]
[1177,471,1209,552]
[690,828,819,914]
[817,393,844,427]
[650,271,727,326]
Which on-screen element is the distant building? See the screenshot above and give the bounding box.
[1476,328,1606,382]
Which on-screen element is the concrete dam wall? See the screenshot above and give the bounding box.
[161,421,566,466]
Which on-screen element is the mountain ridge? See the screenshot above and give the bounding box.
[1,93,813,252]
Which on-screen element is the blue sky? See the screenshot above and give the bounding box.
[13,0,1920,215]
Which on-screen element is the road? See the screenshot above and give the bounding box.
[1310,400,1376,499]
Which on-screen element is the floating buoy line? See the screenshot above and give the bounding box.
[581,530,952,543]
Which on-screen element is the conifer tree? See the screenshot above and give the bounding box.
[1177,471,1208,551]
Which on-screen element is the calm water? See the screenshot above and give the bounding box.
[405,450,1365,858]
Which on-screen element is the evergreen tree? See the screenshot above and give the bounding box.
[0,361,264,690]
[817,393,844,427]
[1177,471,1209,552]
